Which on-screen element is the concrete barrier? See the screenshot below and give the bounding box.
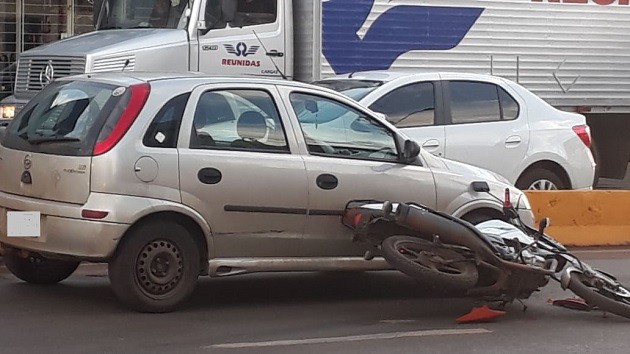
[525,191,630,246]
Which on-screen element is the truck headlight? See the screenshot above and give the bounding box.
[0,104,16,119]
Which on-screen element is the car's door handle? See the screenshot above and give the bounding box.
[198,168,222,185]
[422,139,440,151]
[316,174,338,190]
[505,136,522,147]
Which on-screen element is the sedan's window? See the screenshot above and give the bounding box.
[190,89,289,153]
[143,93,190,148]
[450,81,501,124]
[370,82,435,127]
[289,93,398,162]
[499,87,519,120]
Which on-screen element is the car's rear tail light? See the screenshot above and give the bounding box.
[572,125,592,148]
[93,83,150,156]
[81,209,109,219]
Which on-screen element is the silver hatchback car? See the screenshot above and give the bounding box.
[0,73,533,312]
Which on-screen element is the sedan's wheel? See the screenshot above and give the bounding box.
[516,168,567,190]
[3,248,79,285]
[108,221,200,313]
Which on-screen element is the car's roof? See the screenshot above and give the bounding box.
[324,70,506,83]
[65,71,324,90]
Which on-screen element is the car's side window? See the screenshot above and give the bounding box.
[289,92,398,162]
[450,81,501,124]
[449,81,521,124]
[499,87,519,120]
[370,82,435,128]
[190,89,289,152]
[143,93,190,148]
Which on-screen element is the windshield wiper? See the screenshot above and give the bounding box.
[27,136,81,145]
[98,26,123,30]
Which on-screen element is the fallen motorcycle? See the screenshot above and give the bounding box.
[342,182,630,320]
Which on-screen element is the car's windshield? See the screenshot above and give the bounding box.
[96,0,189,30]
[313,79,383,101]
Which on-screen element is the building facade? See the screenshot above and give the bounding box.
[0,0,95,98]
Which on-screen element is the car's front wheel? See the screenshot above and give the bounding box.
[108,221,200,313]
[3,248,80,284]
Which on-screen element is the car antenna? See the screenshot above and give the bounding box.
[252,30,288,80]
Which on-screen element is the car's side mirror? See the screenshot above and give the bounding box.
[402,139,420,162]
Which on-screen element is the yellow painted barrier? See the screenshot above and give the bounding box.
[525,191,630,246]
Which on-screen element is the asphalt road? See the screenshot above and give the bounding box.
[1,250,630,354]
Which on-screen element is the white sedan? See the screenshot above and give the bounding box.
[315,71,596,190]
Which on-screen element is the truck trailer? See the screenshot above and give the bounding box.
[1,0,628,178]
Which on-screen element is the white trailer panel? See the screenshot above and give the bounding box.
[318,0,630,109]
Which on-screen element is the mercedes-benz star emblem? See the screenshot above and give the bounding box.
[23,154,32,170]
[39,62,54,86]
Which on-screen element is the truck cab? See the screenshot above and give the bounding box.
[0,0,292,120]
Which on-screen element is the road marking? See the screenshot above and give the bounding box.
[380,319,417,324]
[208,328,491,349]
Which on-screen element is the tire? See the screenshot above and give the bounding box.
[461,211,502,225]
[108,221,200,313]
[4,249,79,285]
[381,236,478,290]
[516,168,567,190]
[567,272,630,319]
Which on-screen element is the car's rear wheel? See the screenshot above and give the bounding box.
[108,221,200,313]
[516,168,567,190]
[3,248,80,284]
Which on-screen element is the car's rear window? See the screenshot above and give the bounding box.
[3,80,125,156]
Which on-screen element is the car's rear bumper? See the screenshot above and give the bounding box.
[0,192,128,260]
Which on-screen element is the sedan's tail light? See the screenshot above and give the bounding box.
[572,125,592,148]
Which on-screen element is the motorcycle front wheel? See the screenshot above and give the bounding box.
[381,236,478,289]
[568,272,630,319]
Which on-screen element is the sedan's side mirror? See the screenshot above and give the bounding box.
[402,139,420,162]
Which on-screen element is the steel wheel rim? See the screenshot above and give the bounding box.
[135,239,183,299]
[528,179,558,190]
[395,241,467,275]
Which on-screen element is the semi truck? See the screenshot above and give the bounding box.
[1,0,629,178]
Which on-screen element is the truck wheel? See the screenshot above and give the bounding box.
[4,248,79,285]
[108,221,200,313]
[516,168,566,190]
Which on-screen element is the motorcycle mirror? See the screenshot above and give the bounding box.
[471,181,490,193]
[538,217,551,234]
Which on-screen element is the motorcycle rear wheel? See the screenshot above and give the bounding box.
[568,272,630,319]
[381,236,478,289]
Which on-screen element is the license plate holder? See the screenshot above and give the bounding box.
[7,211,41,237]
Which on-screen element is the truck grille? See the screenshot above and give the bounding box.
[15,56,86,94]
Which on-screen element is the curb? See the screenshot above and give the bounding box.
[525,190,630,247]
